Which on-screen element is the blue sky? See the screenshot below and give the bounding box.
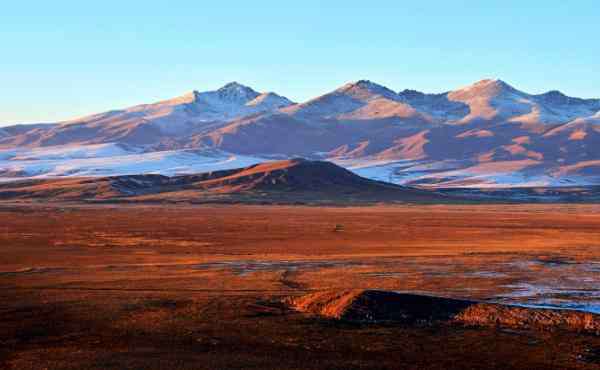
[1,0,598,125]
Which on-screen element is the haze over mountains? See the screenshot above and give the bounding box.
[2,79,600,188]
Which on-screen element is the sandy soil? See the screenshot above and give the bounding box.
[2,204,600,369]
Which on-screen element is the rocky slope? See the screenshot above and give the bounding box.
[287,290,600,334]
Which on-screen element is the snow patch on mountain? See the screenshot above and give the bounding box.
[0,143,142,161]
[0,145,265,180]
[246,92,293,109]
[337,157,594,188]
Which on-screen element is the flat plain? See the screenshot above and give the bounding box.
[2,204,600,369]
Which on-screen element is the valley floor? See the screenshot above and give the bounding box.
[2,204,600,369]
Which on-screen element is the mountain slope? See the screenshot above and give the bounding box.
[195,80,437,157]
[282,80,431,124]
[0,82,293,149]
[192,79,600,163]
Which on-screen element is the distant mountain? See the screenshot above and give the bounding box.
[0,159,448,204]
[282,80,428,122]
[0,82,293,148]
[445,79,600,125]
[1,78,600,188]
[194,80,440,157]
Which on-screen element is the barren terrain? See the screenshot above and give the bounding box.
[2,204,600,369]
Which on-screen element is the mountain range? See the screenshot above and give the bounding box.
[2,79,600,188]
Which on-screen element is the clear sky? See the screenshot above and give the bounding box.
[1,0,599,125]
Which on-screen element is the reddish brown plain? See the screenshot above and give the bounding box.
[2,204,600,369]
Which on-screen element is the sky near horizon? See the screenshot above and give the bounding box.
[1,1,599,125]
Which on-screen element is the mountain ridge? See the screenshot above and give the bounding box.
[2,79,600,188]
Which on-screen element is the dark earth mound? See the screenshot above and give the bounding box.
[287,290,600,334]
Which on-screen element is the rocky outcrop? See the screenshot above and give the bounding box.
[286,290,600,334]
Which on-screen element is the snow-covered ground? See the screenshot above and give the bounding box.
[334,157,594,188]
[333,158,421,183]
[0,143,142,161]
[0,144,265,180]
[0,143,596,188]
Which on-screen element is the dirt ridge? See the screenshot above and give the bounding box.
[286,290,600,334]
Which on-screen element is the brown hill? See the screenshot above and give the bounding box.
[0,159,448,204]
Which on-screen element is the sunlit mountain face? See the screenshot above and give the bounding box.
[2,79,600,188]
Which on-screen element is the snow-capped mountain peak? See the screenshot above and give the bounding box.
[170,83,293,122]
[281,80,403,118]
[450,79,521,100]
[444,79,536,122]
[246,92,293,109]
[215,82,260,104]
[172,83,260,106]
[6,83,295,140]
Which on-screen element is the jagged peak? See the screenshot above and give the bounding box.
[190,90,202,100]
[216,82,260,102]
[337,79,398,99]
[397,89,426,99]
[341,79,390,90]
[355,79,382,87]
[219,81,253,90]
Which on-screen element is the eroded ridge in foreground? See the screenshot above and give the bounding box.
[287,290,600,334]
